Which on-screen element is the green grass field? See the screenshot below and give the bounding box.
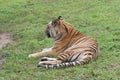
[0,0,120,80]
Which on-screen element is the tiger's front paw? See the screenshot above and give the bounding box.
[28,54,36,58]
[28,54,33,58]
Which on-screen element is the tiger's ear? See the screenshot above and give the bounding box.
[52,16,63,26]
[58,16,63,20]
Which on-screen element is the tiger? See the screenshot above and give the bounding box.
[28,16,100,69]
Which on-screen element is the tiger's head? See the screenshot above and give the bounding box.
[45,16,76,40]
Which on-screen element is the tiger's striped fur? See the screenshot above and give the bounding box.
[28,16,100,69]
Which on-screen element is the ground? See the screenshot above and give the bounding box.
[0,0,120,80]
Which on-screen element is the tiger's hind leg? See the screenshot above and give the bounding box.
[38,51,94,68]
[37,58,63,67]
[40,57,57,61]
[37,53,93,68]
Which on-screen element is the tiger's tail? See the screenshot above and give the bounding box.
[37,59,90,69]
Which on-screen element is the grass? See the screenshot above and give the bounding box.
[0,0,120,80]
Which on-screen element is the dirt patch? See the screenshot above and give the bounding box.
[0,33,12,50]
[0,33,13,66]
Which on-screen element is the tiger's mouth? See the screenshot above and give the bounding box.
[46,31,51,38]
[45,29,51,38]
